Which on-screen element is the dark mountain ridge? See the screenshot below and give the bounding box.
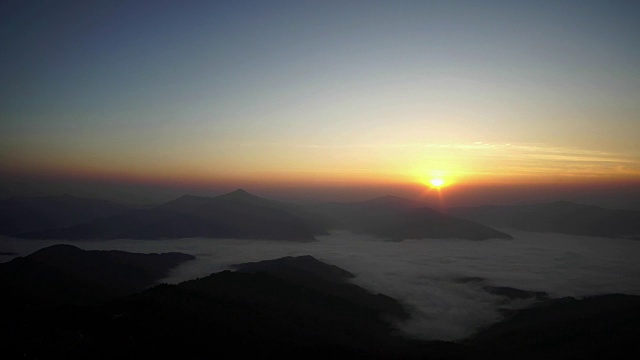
[2,248,638,359]
[13,190,512,241]
[19,189,320,241]
[0,244,194,308]
[0,250,433,359]
[233,255,410,320]
[0,195,132,235]
[308,196,513,241]
[465,293,640,359]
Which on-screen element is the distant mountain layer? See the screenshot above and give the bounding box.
[6,192,640,241]
[0,195,132,235]
[12,190,511,241]
[307,195,513,241]
[0,244,194,307]
[450,201,640,239]
[18,189,320,241]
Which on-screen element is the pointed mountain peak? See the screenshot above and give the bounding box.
[220,188,255,199]
[215,189,268,203]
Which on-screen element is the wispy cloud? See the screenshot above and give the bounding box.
[237,141,640,180]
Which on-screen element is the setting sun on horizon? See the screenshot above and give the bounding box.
[1,1,639,206]
[429,178,446,188]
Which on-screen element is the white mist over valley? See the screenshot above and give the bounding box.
[2,231,638,341]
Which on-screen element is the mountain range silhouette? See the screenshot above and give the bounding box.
[4,189,511,241]
[1,245,638,359]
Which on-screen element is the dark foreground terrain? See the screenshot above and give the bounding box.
[1,245,639,359]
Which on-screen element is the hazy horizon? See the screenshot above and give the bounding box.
[2,173,640,210]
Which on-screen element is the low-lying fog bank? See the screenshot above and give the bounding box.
[1,230,638,341]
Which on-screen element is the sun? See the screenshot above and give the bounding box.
[413,168,455,190]
[429,178,446,188]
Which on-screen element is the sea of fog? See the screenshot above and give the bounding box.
[1,231,639,341]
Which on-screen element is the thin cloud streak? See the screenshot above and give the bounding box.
[273,141,640,179]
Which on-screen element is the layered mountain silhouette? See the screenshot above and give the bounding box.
[465,294,640,359]
[18,189,320,241]
[0,251,438,359]
[2,247,638,359]
[0,195,132,235]
[12,190,511,241]
[450,201,640,239]
[307,195,513,240]
[233,255,409,320]
[6,192,640,241]
[0,244,194,308]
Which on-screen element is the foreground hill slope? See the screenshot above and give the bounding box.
[0,244,194,308]
[466,294,640,359]
[1,248,639,359]
[233,255,410,320]
[1,252,450,359]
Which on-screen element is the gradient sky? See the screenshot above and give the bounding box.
[1,0,639,202]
